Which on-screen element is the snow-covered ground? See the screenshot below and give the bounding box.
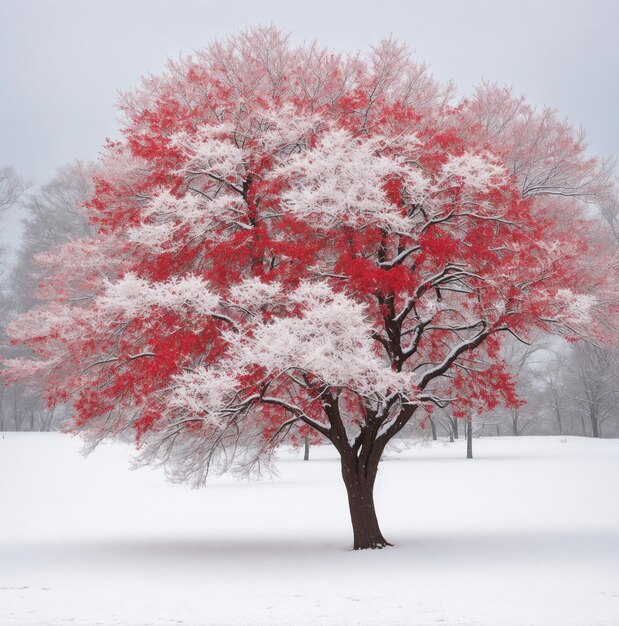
[1,433,618,626]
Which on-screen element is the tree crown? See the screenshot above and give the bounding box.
[4,27,616,482]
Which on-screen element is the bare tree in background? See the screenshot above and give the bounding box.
[0,162,93,431]
[439,409,459,441]
[565,342,619,438]
[0,166,28,272]
[533,348,571,435]
[0,167,27,216]
[471,334,557,437]
[0,166,28,430]
[503,336,549,436]
[11,162,94,311]
[599,189,619,245]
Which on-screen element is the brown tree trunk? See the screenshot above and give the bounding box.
[303,437,310,460]
[341,457,390,550]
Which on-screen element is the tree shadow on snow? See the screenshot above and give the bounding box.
[4,528,619,573]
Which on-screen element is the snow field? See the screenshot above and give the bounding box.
[1,433,618,625]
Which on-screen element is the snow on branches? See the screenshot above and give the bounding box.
[98,273,220,319]
[440,152,507,194]
[278,129,410,231]
[231,282,415,396]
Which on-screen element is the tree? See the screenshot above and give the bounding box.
[529,345,572,435]
[10,161,94,312]
[440,407,460,441]
[0,163,93,431]
[0,166,27,216]
[466,413,474,459]
[3,28,616,549]
[0,165,28,430]
[599,189,619,246]
[565,342,619,438]
[491,334,549,436]
[0,165,27,275]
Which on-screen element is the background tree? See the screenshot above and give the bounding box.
[0,165,28,430]
[0,162,93,431]
[488,335,550,436]
[0,165,28,278]
[531,347,571,435]
[564,342,619,437]
[599,189,619,245]
[0,166,27,217]
[10,161,94,312]
[439,407,460,441]
[4,28,617,549]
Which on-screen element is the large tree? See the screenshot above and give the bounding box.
[4,28,616,549]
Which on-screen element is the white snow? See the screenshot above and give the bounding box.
[98,273,220,319]
[1,433,618,626]
[278,129,412,232]
[439,151,507,193]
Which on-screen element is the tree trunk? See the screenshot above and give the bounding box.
[429,417,437,441]
[303,437,310,460]
[453,417,459,439]
[442,420,454,442]
[555,407,563,435]
[590,406,599,438]
[341,457,390,550]
[466,415,473,459]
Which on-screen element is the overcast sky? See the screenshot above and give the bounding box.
[1,0,618,249]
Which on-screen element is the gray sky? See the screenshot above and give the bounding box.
[1,0,618,250]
